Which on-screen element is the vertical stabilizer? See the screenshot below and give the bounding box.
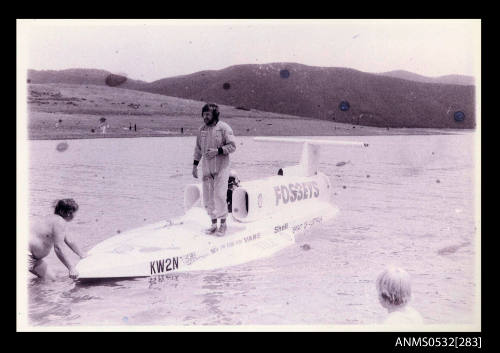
[254,137,368,177]
[300,142,321,176]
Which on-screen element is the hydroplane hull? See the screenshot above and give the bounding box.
[76,202,338,279]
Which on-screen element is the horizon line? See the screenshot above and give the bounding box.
[27,62,475,84]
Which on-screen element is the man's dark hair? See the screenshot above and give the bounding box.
[54,199,79,220]
[201,103,220,121]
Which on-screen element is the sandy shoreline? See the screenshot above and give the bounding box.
[28,127,472,141]
[28,115,471,141]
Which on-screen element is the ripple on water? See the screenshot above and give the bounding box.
[437,242,470,256]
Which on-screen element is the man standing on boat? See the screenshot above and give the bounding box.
[192,103,236,236]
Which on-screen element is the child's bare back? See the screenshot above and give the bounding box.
[28,199,86,280]
[29,214,64,259]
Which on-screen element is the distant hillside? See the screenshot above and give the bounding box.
[378,70,475,86]
[28,64,476,129]
[27,68,149,91]
[142,63,475,128]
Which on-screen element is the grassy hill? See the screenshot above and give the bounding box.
[378,70,475,86]
[26,83,459,140]
[141,63,475,129]
[27,68,150,90]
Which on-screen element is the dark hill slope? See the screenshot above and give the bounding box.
[28,64,475,128]
[144,63,475,128]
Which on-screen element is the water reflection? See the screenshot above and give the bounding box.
[147,274,180,290]
[75,277,138,288]
[197,271,253,325]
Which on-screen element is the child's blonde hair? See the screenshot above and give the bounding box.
[376,267,412,307]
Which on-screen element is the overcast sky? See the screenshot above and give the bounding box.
[18,19,480,82]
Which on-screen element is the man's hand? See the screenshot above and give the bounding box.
[205,148,219,159]
[192,165,198,178]
[79,252,88,259]
[69,267,79,280]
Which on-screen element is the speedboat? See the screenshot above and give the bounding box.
[76,137,368,279]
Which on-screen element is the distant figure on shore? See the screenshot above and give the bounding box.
[98,117,109,134]
[134,124,137,132]
[192,103,236,237]
[29,199,87,280]
[376,267,424,325]
[129,123,132,131]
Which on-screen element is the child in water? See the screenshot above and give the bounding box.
[29,199,87,280]
[376,266,424,325]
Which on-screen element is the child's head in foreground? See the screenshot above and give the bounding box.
[54,198,79,221]
[376,266,412,310]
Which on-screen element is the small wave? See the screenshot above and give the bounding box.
[336,160,350,167]
[437,242,469,255]
[168,173,184,179]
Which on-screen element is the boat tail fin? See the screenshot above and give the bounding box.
[254,137,368,177]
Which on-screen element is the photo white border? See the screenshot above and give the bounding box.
[16,18,481,332]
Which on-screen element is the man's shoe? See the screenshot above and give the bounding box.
[205,224,218,235]
[215,223,227,237]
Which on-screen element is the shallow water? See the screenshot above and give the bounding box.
[25,133,478,327]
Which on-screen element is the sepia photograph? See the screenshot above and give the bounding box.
[17,19,480,334]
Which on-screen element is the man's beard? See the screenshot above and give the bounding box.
[204,117,216,126]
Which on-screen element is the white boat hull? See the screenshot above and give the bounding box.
[76,203,338,279]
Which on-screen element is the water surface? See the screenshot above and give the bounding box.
[26,134,477,327]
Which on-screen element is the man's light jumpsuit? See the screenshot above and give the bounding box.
[194,121,236,220]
